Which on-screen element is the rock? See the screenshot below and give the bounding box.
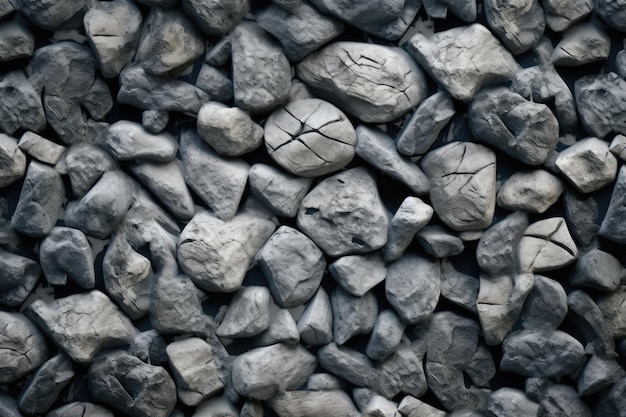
[129,330,168,364]
[298,288,333,346]
[564,189,599,247]
[331,286,378,344]
[610,134,626,161]
[404,24,518,102]
[521,275,568,330]
[362,395,398,417]
[377,340,429,398]
[297,42,427,123]
[488,388,539,417]
[182,0,248,36]
[0,71,45,135]
[64,170,136,239]
[248,164,313,218]
[88,350,176,417]
[64,143,117,197]
[578,354,625,396]
[386,253,440,325]
[27,290,136,364]
[595,0,626,31]
[552,23,610,67]
[142,110,169,133]
[83,0,142,78]
[0,391,21,417]
[440,260,480,313]
[166,337,225,406]
[232,343,317,401]
[0,249,40,307]
[0,19,33,61]
[0,312,48,384]
[555,137,618,193]
[193,396,239,417]
[366,309,406,361]
[329,252,387,297]
[205,36,231,66]
[232,21,291,113]
[395,91,455,156]
[540,384,592,417]
[477,273,534,345]
[241,400,264,417]
[518,217,578,272]
[307,373,344,390]
[469,87,559,165]
[421,141,497,231]
[270,390,360,417]
[297,167,389,256]
[0,133,26,188]
[18,0,87,30]
[0,0,16,20]
[255,308,300,346]
[39,226,94,288]
[575,72,626,138]
[597,285,626,338]
[497,170,565,213]
[17,354,74,415]
[47,402,114,417]
[398,395,446,417]
[11,161,64,237]
[384,197,433,262]
[257,1,344,62]
[501,329,585,377]
[600,166,626,243]
[100,120,178,162]
[415,225,464,258]
[265,98,356,177]
[195,65,233,102]
[618,46,626,78]
[543,0,592,32]
[476,211,528,275]
[484,0,545,54]
[178,211,276,292]
[422,0,477,21]
[571,249,623,291]
[217,286,271,338]
[525,378,550,401]
[17,131,65,165]
[355,126,429,195]
[197,101,263,157]
[567,290,615,354]
[180,128,249,221]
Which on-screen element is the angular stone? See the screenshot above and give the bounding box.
[476,212,528,275]
[0,134,26,191]
[232,343,317,400]
[0,19,33,61]
[575,72,626,138]
[555,137,618,193]
[422,0,477,21]
[0,0,16,20]
[597,284,626,339]
[329,252,387,297]
[205,36,231,66]
[610,134,626,161]
[195,65,233,103]
[377,339,429,400]
[521,275,568,330]
[488,388,539,417]
[0,312,48,384]
[307,373,344,390]
[497,170,564,213]
[421,141,497,231]
[366,309,406,361]
[618,46,626,78]
[18,0,87,30]
[298,42,427,122]
[248,164,313,218]
[567,290,615,355]
[552,23,610,67]
[17,354,74,415]
[518,217,578,272]
[404,24,518,102]
[440,260,480,313]
[415,225,464,258]
[595,0,626,31]
[17,131,65,165]
[297,288,333,346]
[564,189,599,247]
[543,0,592,32]
[64,143,116,197]
[270,390,360,417]
[265,98,356,177]
[398,395,446,417]
[384,197,433,262]
[362,395,399,417]
[217,286,271,338]
[297,167,389,256]
[571,249,623,291]
[40,226,94,288]
[485,0,545,54]
[0,249,40,307]
[100,120,178,162]
[27,290,136,364]
[386,253,440,325]
[241,400,264,417]
[129,330,168,365]
[0,71,45,136]
[578,354,625,396]
[182,0,248,36]
[255,308,300,346]
[600,166,626,243]
[47,402,114,417]
[142,109,169,134]
[331,286,377,345]
[540,384,592,417]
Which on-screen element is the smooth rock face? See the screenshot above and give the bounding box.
[265,98,356,177]
[297,288,333,346]
[572,249,623,292]
[39,226,95,288]
[416,225,465,258]
[404,24,519,102]
[297,167,389,256]
[484,0,545,54]
[216,286,271,338]
[518,217,578,272]
[0,71,46,136]
[421,141,497,231]
[18,131,66,165]
[488,388,539,417]
[0,312,48,384]
[552,23,610,67]
[543,0,592,32]
[497,170,565,213]
[297,42,428,123]
[100,121,178,162]
[555,137,618,193]
[575,72,626,138]
[17,354,74,415]
[255,308,300,346]
[331,286,377,345]
[521,275,568,330]
[476,211,529,276]
[0,133,26,188]
[248,164,313,217]
[366,309,406,361]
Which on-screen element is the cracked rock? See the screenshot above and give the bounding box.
[248,163,313,218]
[64,143,117,197]
[542,0,592,32]
[521,275,568,330]
[0,249,40,307]
[485,0,544,54]
[182,0,248,36]
[297,288,333,346]
[17,354,74,415]
[555,137,618,193]
[270,389,360,417]
[331,286,377,345]
[571,249,623,292]
[384,196,433,262]
[0,71,45,136]
[0,133,26,188]
[100,120,178,162]
[552,23,610,67]
[0,312,48,384]
[476,211,528,276]
[497,170,564,213]
[40,226,95,289]
[518,217,578,272]
[366,309,406,361]
[18,131,66,165]
[0,19,34,61]
[539,384,592,417]
[415,225,464,258]
[575,72,626,138]
[217,286,271,338]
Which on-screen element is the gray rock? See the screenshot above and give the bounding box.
[270,390,360,417]
[469,87,559,165]
[575,72,626,138]
[497,170,564,213]
[421,141,497,231]
[331,286,377,345]
[166,337,225,406]
[397,396,446,417]
[232,343,317,400]
[552,23,610,67]
[476,211,528,275]
[564,189,599,247]
[182,0,248,36]
[610,134,626,161]
[0,0,16,20]
[521,275,568,330]
[83,0,142,78]
[518,217,578,272]
[178,211,276,292]
[180,128,249,221]
[488,388,539,417]
[0,391,22,417]
[618,47,626,79]
[501,329,585,377]
[355,125,429,195]
[64,170,136,239]
[135,7,203,76]
[485,0,545,54]
[205,36,231,66]
[578,354,625,396]
[195,65,233,103]
[265,98,356,177]
[297,288,333,346]
[64,143,117,197]
[543,0,592,32]
[415,225,464,258]
[0,19,34,61]
[17,354,74,415]
[571,249,623,291]
[386,253,440,325]
[595,0,626,31]
[0,71,45,135]
[88,350,176,417]
[232,21,291,113]
[257,1,344,61]
[422,0,477,21]
[134,0,178,6]
[440,259,480,313]
[307,373,344,391]
[118,65,210,113]
[366,309,406,361]
[40,226,94,288]
[248,164,313,218]
[27,290,136,364]
[129,330,168,364]
[329,252,386,297]
[11,161,64,237]
[297,167,389,256]
[241,400,264,417]
[555,137,618,193]
[0,312,48,384]
[141,110,169,133]
[384,197,433,262]
[193,396,239,417]
[525,377,550,401]
[0,249,40,307]
[197,101,263,157]
[539,384,592,417]
[567,289,615,355]
[47,402,114,417]
[404,24,518,102]
[395,91,455,156]
[362,395,398,417]
[0,133,26,188]
[255,307,300,346]
[100,120,178,162]
[217,286,271,338]
[477,273,534,345]
[595,377,626,417]
[17,131,66,165]
[597,284,626,338]
[18,0,87,30]
[377,340,429,399]
[600,166,626,243]
[297,42,427,123]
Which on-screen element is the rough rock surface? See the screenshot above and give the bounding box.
[182,0,248,36]
[518,217,579,272]
[575,73,626,138]
[484,0,545,54]
[497,170,564,213]
[39,227,95,288]
[216,286,271,338]
[0,71,45,136]
[0,312,48,384]
[0,133,26,188]
[100,121,178,162]
[17,354,74,415]
[555,137,618,193]
[248,164,313,217]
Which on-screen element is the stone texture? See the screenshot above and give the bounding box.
[497,170,564,213]
[575,72,626,138]
[129,330,168,365]
[488,388,539,417]
[366,309,406,361]
[39,226,95,288]
[422,0,477,21]
[595,0,626,31]
[17,131,65,165]
[217,286,271,338]
[298,288,333,346]
[329,252,387,297]
[0,19,34,61]
[567,289,615,355]
[248,164,313,217]
[600,166,626,243]
[415,225,464,258]
[578,353,625,396]
[0,249,40,307]
[255,308,300,346]
[64,143,117,197]
[521,275,568,330]
[552,23,610,67]
[476,211,528,275]
[564,189,599,247]
[270,390,360,417]
[440,260,480,313]
[18,0,87,30]
[0,71,45,136]
[518,217,579,272]
[182,0,248,36]
[142,110,169,133]
[543,0,592,32]
[555,137,618,193]
[100,120,178,162]
[384,197,433,262]
[597,284,626,339]
[571,249,623,291]
[539,384,592,417]
[47,402,114,417]
[0,312,48,384]
[331,286,377,344]
[0,133,26,188]
[195,65,233,102]
[485,0,545,54]
[17,354,74,415]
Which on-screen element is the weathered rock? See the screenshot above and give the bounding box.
[17,354,74,415]
[415,225,464,258]
[618,46,626,78]
[564,189,599,247]
[521,275,568,330]
[377,340,429,399]
[331,286,377,344]
[567,289,615,354]
[182,0,248,36]
[404,24,518,102]
[193,396,239,417]
[0,0,16,20]
[0,133,26,188]
[241,400,264,417]
[255,307,300,346]
[595,0,626,31]
[329,252,386,297]
[265,98,356,177]
[0,249,40,307]
[217,286,271,338]
[307,373,344,391]
[47,402,114,417]
[298,288,333,346]
[384,197,433,262]
[232,343,317,400]
[575,72,626,138]
[297,42,427,123]
[488,388,539,417]
[597,284,626,339]
[476,212,527,275]
[100,120,178,162]
[543,0,592,32]
[205,35,231,66]
[422,0,477,21]
[518,217,578,272]
[142,110,169,134]
[552,22,610,67]
[18,0,87,30]
[497,170,564,213]
[248,164,313,218]
[578,353,625,396]
[555,137,618,193]
[600,166,626,243]
[129,330,168,365]
[540,384,592,417]
[17,131,65,165]
[610,134,626,161]
[64,143,117,197]
[0,312,48,384]
[421,141,497,231]
[0,19,34,61]
[0,71,45,136]
[484,0,544,54]
[571,249,623,291]
[440,260,480,313]
[0,391,22,417]
[270,389,360,417]
[366,309,406,361]
[195,65,233,102]
[40,226,94,288]
[398,395,446,417]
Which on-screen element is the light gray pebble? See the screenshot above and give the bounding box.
[518,217,578,273]
[555,137,618,193]
[366,309,406,361]
[248,163,313,218]
[17,354,74,415]
[17,131,65,165]
[497,170,564,213]
[100,120,178,162]
[384,196,433,262]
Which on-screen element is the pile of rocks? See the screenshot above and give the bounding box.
[1,0,626,416]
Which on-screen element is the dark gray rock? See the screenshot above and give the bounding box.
[543,0,592,32]
[255,307,300,346]
[11,161,64,237]
[0,249,40,307]
[415,225,464,258]
[182,0,248,36]
[88,350,176,417]
[0,19,34,61]
[567,289,615,355]
[497,170,564,213]
[329,252,386,297]
[40,226,94,288]
[440,259,480,313]
[595,0,626,31]
[564,189,599,247]
[134,0,179,6]
[142,110,169,133]
[205,35,231,66]
[577,353,625,396]
[571,249,623,291]
[265,98,356,177]
[539,384,592,417]
[556,137,619,193]
[575,72,626,138]
[404,24,518,102]
[18,0,87,30]
[64,143,117,197]
[366,309,406,361]
[552,22,610,66]
[129,330,168,364]
[0,0,16,20]
[297,167,389,256]
[248,163,313,218]
[241,400,264,417]
[195,65,233,102]
[377,339,429,399]
[488,388,539,417]
[0,71,45,135]
[297,42,427,123]
[307,373,344,390]
[217,286,271,338]
[17,131,66,165]
[485,0,545,54]
[331,286,377,345]
[0,134,26,188]
[17,354,74,415]
[270,390,360,417]
[421,141,497,231]
[384,197,433,262]
[597,284,626,339]
[518,217,578,272]
[521,275,568,330]
[422,0,477,21]
[0,391,22,417]
[398,395,446,417]
[47,402,114,417]
[100,120,178,162]
[610,134,626,161]
[618,44,626,78]
[476,211,528,275]
[0,312,48,384]
[600,166,626,243]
